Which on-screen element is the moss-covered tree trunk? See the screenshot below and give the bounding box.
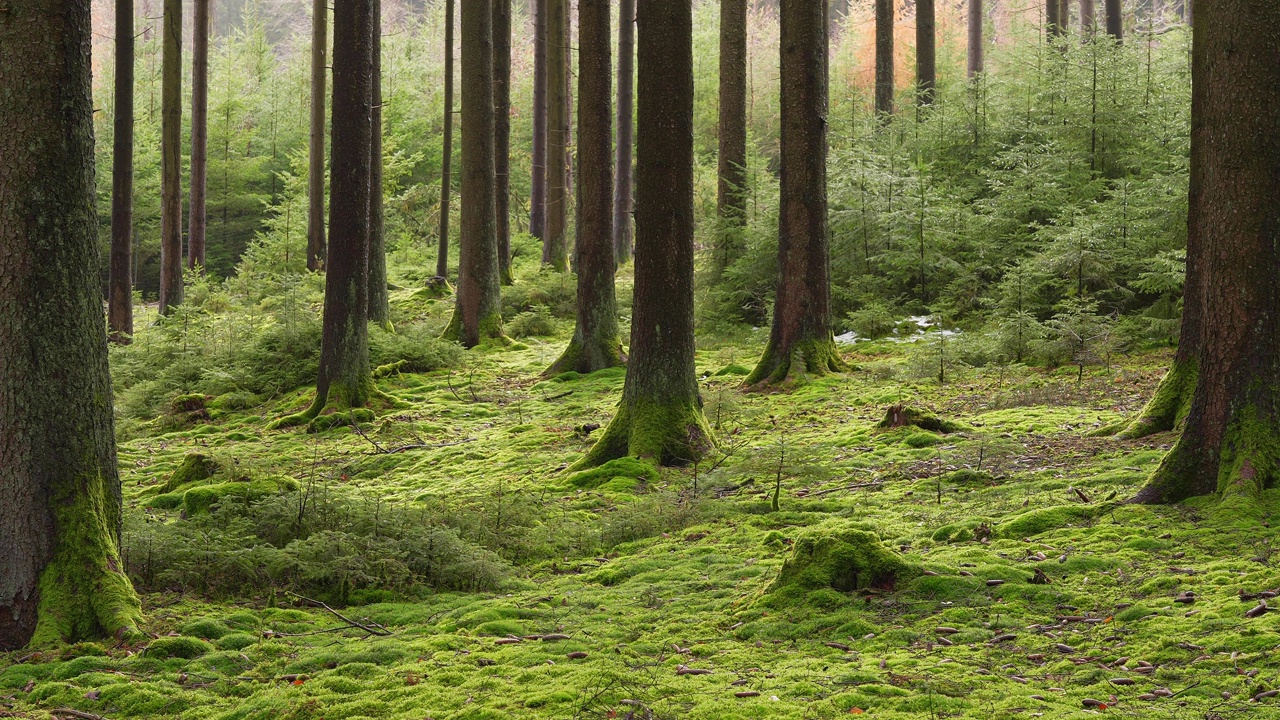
[1104,0,1122,40]
[613,0,635,264]
[530,0,547,242]
[874,0,894,117]
[368,0,391,325]
[967,0,984,78]
[1131,0,1280,504]
[188,0,209,272]
[917,0,935,106]
[307,0,327,272]
[159,0,183,314]
[110,0,135,343]
[494,0,513,285]
[437,0,455,280]
[0,0,143,650]
[746,0,844,388]
[543,0,569,271]
[717,0,748,272]
[443,0,506,347]
[577,0,713,469]
[547,0,623,375]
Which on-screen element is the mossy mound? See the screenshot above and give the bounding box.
[180,619,232,640]
[904,431,944,448]
[941,469,996,484]
[307,408,376,433]
[566,457,659,490]
[761,525,916,607]
[149,477,298,515]
[215,633,258,651]
[995,504,1097,539]
[144,637,212,660]
[161,453,219,494]
[713,364,751,377]
[877,405,966,434]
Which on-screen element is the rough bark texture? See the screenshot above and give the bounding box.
[548,0,624,376]
[543,0,569,270]
[443,0,505,347]
[578,0,713,469]
[747,0,845,388]
[307,0,327,271]
[613,0,635,263]
[717,0,748,234]
[874,0,894,117]
[110,0,135,343]
[967,0,984,77]
[159,0,183,314]
[916,0,935,106]
[188,0,209,271]
[494,0,513,285]
[368,0,390,325]
[1104,0,1122,40]
[1131,0,1280,504]
[437,0,455,280]
[0,0,143,649]
[531,0,547,241]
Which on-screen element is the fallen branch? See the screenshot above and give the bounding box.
[284,591,392,637]
[51,709,109,720]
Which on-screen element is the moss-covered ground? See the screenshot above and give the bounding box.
[5,285,1280,719]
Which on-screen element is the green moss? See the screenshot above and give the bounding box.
[306,408,376,433]
[995,505,1096,538]
[904,431,943,448]
[761,524,916,606]
[1121,359,1197,439]
[144,636,213,660]
[745,335,847,387]
[180,618,232,640]
[215,633,258,651]
[574,396,715,469]
[566,457,659,490]
[877,405,966,433]
[941,469,995,484]
[161,453,219,493]
[931,523,975,543]
[182,478,293,515]
[714,364,751,377]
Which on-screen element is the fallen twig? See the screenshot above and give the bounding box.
[284,591,392,637]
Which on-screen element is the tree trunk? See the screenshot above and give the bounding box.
[159,0,183,314]
[188,0,209,272]
[307,0,327,272]
[717,0,748,271]
[443,0,505,346]
[368,0,390,325]
[1131,0,1280,504]
[1104,0,1122,40]
[531,0,547,241]
[543,0,569,270]
[747,0,845,387]
[494,0,513,285]
[274,0,377,428]
[110,0,135,343]
[613,0,635,263]
[578,0,713,469]
[917,0,935,106]
[437,0,454,279]
[1059,0,1071,34]
[968,0,984,77]
[1081,0,1096,34]
[874,0,894,117]
[1047,0,1061,37]
[0,0,143,650]
[548,0,623,375]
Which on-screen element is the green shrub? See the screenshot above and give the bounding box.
[506,307,559,338]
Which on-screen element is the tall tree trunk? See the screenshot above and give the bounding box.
[747,0,844,387]
[968,0,984,77]
[548,0,623,375]
[543,0,569,270]
[718,0,748,267]
[443,0,505,346]
[437,0,455,279]
[274,0,377,428]
[917,0,935,106]
[494,0,513,284]
[530,0,548,241]
[1081,0,1096,34]
[1104,0,1122,40]
[368,0,390,325]
[578,0,713,469]
[307,0,328,271]
[188,0,209,272]
[110,0,135,343]
[1131,0,1280,503]
[159,0,183,314]
[874,0,894,117]
[0,0,143,650]
[613,0,635,263]
[1047,0,1062,37]
[1059,0,1071,34]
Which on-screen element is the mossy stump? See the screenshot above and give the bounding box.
[161,453,219,493]
[877,405,964,434]
[761,526,916,607]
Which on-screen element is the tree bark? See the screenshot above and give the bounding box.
[443,0,505,346]
[1059,0,1071,35]
[437,0,454,279]
[531,0,547,241]
[188,0,209,272]
[917,0,935,106]
[159,0,183,314]
[968,0,984,77]
[548,0,623,375]
[613,0,635,263]
[1047,0,1062,37]
[0,0,143,650]
[543,0,569,270]
[1131,0,1280,504]
[1104,0,1122,40]
[747,0,844,387]
[717,0,748,272]
[494,0,513,285]
[874,0,894,117]
[368,0,390,325]
[110,0,135,343]
[578,0,713,469]
[307,0,328,272]
[1081,0,1096,34]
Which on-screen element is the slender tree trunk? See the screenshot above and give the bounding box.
[917,0,935,106]
[548,0,623,375]
[443,0,505,346]
[968,0,984,77]
[747,0,844,387]
[613,0,635,263]
[494,0,513,284]
[188,0,209,272]
[1047,0,1062,37]
[1131,0,1280,503]
[578,0,713,469]
[368,0,390,325]
[1059,0,1071,34]
[1105,0,1122,40]
[718,0,748,268]
[437,0,455,280]
[1081,0,1096,34]
[0,0,143,650]
[874,0,894,117]
[110,0,135,343]
[159,0,183,314]
[531,0,548,241]
[543,0,569,270]
[307,0,328,271]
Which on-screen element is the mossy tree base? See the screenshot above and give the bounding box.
[268,379,385,431]
[573,399,715,470]
[744,336,846,388]
[544,335,626,377]
[1132,403,1280,505]
[1119,360,1197,440]
[441,308,508,349]
[877,405,965,434]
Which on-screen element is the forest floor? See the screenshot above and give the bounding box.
[5,285,1280,720]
